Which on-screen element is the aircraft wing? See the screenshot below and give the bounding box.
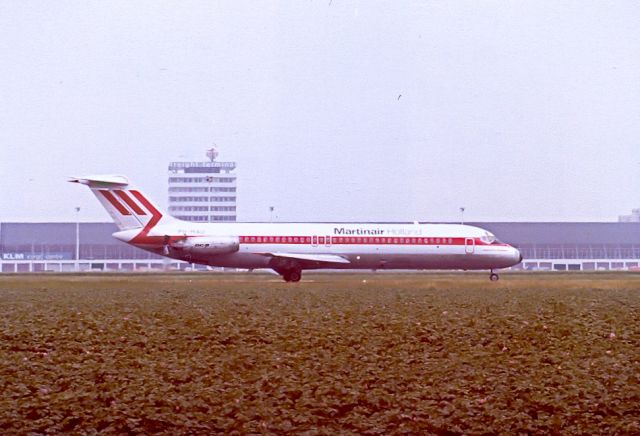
[264,252,351,264]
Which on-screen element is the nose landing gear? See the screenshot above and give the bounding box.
[489,270,499,281]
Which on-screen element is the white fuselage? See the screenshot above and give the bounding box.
[71,175,521,281]
[115,221,522,271]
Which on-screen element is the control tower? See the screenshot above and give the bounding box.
[167,148,237,222]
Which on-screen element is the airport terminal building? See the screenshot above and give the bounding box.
[1,221,639,273]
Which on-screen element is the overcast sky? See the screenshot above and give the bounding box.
[1,1,639,223]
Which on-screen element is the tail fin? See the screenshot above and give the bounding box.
[70,175,173,231]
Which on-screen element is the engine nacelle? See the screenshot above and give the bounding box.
[174,236,239,255]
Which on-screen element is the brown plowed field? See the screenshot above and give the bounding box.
[1,273,639,434]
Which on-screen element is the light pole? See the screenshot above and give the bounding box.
[75,207,80,271]
[460,207,465,225]
[269,206,275,223]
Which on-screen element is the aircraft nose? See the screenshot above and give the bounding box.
[515,247,523,264]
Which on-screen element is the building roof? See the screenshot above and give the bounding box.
[1,223,119,245]
[469,222,640,245]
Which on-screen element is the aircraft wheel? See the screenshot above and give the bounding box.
[490,272,499,281]
[282,270,302,282]
[288,270,302,282]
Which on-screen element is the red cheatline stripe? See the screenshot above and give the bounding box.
[100,190,131,215]
[115,190,147,215]
[236,236,502,246]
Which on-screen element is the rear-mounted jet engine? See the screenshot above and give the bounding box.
[172,236,239,254]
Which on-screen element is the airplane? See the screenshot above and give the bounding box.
[70,175,522,282]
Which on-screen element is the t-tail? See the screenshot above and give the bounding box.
[69,175,173,232]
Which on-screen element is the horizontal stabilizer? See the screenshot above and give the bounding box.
[69,175,129,187]
[265,252,351,264]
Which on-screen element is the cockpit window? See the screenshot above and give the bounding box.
[480,232,497,244]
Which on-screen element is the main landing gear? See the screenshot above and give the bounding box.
[489,270,500,281]
[282,269,302,283]
[271,258,303,282]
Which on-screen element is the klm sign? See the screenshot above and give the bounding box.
[2,253,73,261]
